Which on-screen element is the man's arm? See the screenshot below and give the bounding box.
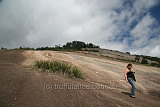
[124,70,128,83]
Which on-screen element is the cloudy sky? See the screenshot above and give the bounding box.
[0,0,160,57]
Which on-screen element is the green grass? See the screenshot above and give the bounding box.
[33,60,84,79]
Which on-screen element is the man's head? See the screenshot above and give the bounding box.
[127,63,132,69]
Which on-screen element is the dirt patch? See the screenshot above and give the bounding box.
[149,91,160,98]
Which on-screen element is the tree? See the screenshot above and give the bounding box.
[19,47,22,49]
[126,52,130,55]
[88,43,94,48]
[63,41,93,50]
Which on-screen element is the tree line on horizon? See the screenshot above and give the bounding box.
[135,55,160,67]
[36,41,100,51]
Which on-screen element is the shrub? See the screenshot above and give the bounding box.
[135,55,140,62]
[71,67,84,79]
[33,60,84,79]
[151,63,159,67]
[141,58,148,64]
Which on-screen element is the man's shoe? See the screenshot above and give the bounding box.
[130,95,136,98]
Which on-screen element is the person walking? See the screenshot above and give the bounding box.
[124,64,136,98]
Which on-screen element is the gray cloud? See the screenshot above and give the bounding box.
[0,0,160,57]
